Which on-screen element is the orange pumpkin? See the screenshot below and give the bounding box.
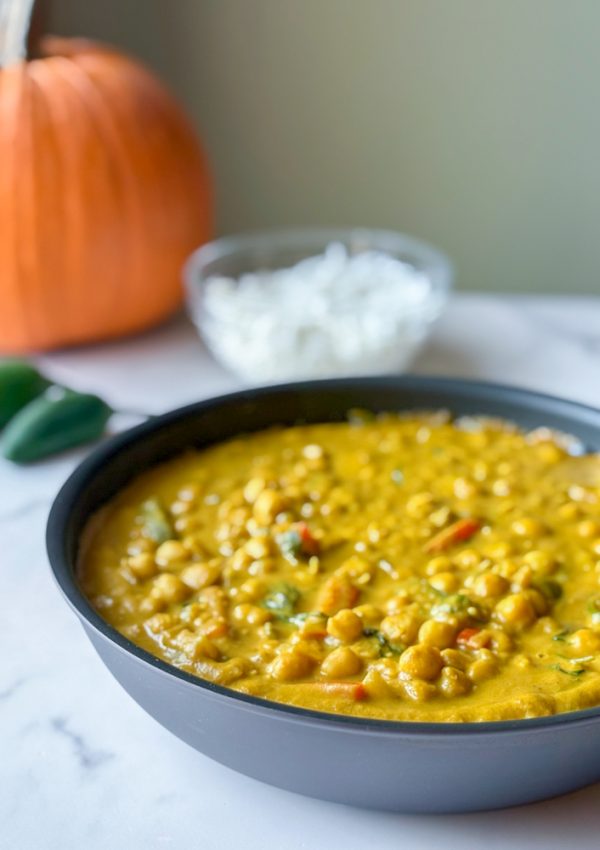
[0,33,212,352]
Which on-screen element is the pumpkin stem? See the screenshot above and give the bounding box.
[0,0,35,67]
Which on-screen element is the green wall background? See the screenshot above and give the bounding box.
[49,0,600,293]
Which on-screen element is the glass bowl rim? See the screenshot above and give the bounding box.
[183,226,454,302]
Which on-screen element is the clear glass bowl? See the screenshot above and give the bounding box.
[183,227,453,384]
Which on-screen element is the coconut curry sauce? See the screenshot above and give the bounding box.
[79,413,600,722]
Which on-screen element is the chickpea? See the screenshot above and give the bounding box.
[253,489,285,525]
[385,593,411,615]
[473,461,489,482]
[128,553,157,579]
[198,586,228,616]
[127,537,155,556]
[232,603,271,626]
[244,536,273,560]
[170,499,193,517]
[365,658,399,681]
[338,556,373,584]
[472,572,509,598]
[510,565,533,590]
[522,550,556,576]
[510,654,533,671]
[488,629,512,652]
[453,478,477,500]
[321,647,363,679]
[491,479,512,497]
[428,571,460,594]
[439,666,471,697]
[144,612,174,633]
[453,548,481,570]
[398,644,443,680]
[570,629,600,654]
[151,573,189,604]
[494,593,537,631]
[302,443,324,460]
[269,650,314,681]
[577,520,600,539]
[302,444,326,470]
[182,533,210,558]
[230,548,253,573]
[511,518,544,539]
[482,541,513,560]
[235,578,265,602]
[200,618,229,639]
[247,558,276,577]
[496,559,519,579]
[380,607,422,645]
[362,668,394,698]
[418,619,457,649]
[138,595,163,615]
[215,657,253,685]
[352,603,382,626]
[468,650,497,683]
[406,492,434,519]
[440,648,470,670]
[535,615,559,635]
[403,678,437,702]
[180,562,221,590]
[557,502,580,521]
[175,515,200,535]
[525,588,549,615]
[425,556,453,576]
[536,442,563,464]
[569,485,593,503]
[327,609,364,643]
[243,477,267,504]
[176,482,201,503]
[155,540,188,570]
[174,629,220,661]
[429,506,451,528]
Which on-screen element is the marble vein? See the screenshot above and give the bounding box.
[50,717,114,772]
[0,677,27,701]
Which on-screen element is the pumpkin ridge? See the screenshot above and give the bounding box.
[72,51,213,312]
[10,65,40,348]
[27,66,68,349]
[0,65,29,349]
[71,53,187,322]
[28,56,106,346]
[37,54,145,343]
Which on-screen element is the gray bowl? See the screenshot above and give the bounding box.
[46,377,600,813]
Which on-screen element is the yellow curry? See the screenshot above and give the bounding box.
[79,412,600,722]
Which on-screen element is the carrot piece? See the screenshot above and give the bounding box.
[424,518,480,554]
[456,627,481,649]
[457,627,491,649]
[298,682,368,701]
[297,521,320,555]
[317,574,360,615]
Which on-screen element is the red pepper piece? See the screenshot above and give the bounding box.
[299,682,368,701]
[297,521,320,556]
[456,627,482,649]
[424,518,480,554]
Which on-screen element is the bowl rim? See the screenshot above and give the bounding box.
[182,225,454,295]
[47,376,600,736]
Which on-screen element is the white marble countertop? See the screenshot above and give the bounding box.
[3,294,600,850]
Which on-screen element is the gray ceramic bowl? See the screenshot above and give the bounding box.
[46,377,600,813]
